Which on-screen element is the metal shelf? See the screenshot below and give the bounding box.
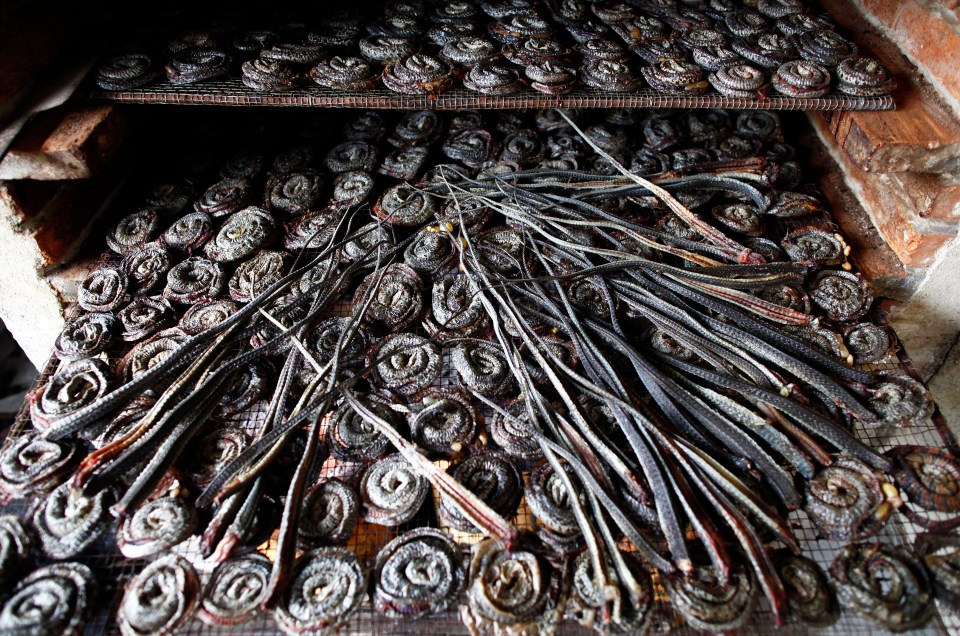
[91,81,895,111]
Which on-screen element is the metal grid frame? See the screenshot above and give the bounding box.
[1,114,954,636]
[5,240,958,635]
[90,82,895,111]
[5,324,957,636]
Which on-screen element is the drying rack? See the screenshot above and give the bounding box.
[89,83,895,111]
[2,269,957,635]
[6,0,945,621]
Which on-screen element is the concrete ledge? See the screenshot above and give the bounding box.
[890,238,960,379]
[0,205,65,368]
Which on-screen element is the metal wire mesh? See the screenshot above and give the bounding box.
[90,82,895,111]
[4,319,957,635]
[0,109,953,635]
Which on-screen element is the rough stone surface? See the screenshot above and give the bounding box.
[928,333,960,436]
[0,191,66,368]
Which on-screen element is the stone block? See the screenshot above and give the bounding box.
[928,332,960,435]
[0,105,127,180]
[0,170,117,367]
[872,204,956,266]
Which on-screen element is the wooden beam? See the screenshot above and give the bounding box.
[813,0,960,174]
[0,105,127,180]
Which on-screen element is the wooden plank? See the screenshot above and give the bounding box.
[810,114,959,269]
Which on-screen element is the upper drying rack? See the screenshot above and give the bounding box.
[90,82,893,111]
[87,0,897,111]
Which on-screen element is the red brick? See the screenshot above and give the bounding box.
[817,175,910,288]
[816,90,960,174]
[894,3,960,107]
[0,174,119,268]
[815,0,960,174]
[893,171,960,220]
[1,183,86,266]
[811,116,959,268]
[858,0,904,27]
[31,218,80,267]
[859,190,956,267]
[801,124,909,291]
[0,182,61,224]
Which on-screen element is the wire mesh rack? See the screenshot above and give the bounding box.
[3,348,958,635]
[3,292,958,636]
[0,110,954,635]
[90,82,896,111]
